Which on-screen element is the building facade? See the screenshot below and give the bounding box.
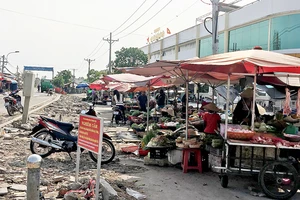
[140,0,300,62]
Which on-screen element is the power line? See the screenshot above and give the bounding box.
[119,0,173,39]
[161,0,199,27]
[89,42,106,58]
[114,0,159,37]
[0,7,110,32]
[112,0,148,33]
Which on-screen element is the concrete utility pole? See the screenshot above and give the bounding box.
[212,0,220,55]
[103,32,119,74]
[84,59,95,83]
[1,55,5,74]
[70,68,77,88]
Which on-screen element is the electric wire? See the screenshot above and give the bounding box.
[114,0,159,37]
[119,0,173,39]
[161,0,199,28]
[86,1,148,60]
[112,0,147,33]
[0,7,111,32]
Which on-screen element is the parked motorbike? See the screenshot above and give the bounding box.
[29,108,115,164]
[111,105,126,125]
[3,89,23,116]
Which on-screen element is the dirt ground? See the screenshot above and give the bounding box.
[0,94,299,200]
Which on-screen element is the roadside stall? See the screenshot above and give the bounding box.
[181,49,300,199]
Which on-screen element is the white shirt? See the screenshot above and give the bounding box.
[114,94,124,106]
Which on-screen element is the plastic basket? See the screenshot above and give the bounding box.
[227,131,255,140]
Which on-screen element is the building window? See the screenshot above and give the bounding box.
[270,14,300,51]
[199,33,224,57]
[228,20,269,52]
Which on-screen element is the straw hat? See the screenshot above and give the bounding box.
[240,88,253,98]
[202,103,221,112]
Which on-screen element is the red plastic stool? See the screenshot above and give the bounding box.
[181,148,202,173]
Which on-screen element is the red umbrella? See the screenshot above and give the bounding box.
[89,79,108,90]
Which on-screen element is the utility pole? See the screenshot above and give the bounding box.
[16,65,20,86]
[212,0,220,55]
[1,55,5,74]
[70,68,77,88]
[103,32,119,74]
[84,59,95,83]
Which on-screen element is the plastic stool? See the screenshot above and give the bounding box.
[181,148,202,173]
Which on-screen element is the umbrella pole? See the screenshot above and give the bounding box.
[225,74,230,140]
[147,84,150,132]
[251,68,257,131]
[212,86,215,103]
[197,83,200,111]
[185,70,189,140]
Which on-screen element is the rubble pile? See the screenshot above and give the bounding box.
[0,95,145,200]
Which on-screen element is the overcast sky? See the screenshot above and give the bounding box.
[0,0,257,79]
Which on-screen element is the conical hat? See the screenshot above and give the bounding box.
[240,88,253,98]
[202,103,221,112]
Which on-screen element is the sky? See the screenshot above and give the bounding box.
[0,0,257,79]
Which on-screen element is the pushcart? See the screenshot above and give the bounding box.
[214,138,300,200]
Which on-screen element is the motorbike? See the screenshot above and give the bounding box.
[111,105,125,125]
[29,109,115,164]
[3,89,23,116]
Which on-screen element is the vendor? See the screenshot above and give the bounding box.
[137,91,147,112]
[202,103,221,134]
[232,88,260,125]
[156,89,166,109]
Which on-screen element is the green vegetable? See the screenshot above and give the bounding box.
[141,130,157,149]
[132,111,141,117]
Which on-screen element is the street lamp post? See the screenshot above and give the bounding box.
[1,50,19,74]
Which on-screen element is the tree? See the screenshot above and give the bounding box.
[87,69,107,83]
[113,47,148,68]
[52,70,72,87]
[52,76,64,87]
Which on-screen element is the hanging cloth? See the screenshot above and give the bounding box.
[283,87,291,116]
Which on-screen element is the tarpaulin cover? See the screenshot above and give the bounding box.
[181,49,300,74]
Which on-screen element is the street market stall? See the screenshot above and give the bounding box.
[181,49,300,199]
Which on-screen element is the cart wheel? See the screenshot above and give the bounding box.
[258,161,299,200]
[220,175,228,188]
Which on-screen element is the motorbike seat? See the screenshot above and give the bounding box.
[40,116,74,132]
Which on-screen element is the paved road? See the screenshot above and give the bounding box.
[0,91,55,118]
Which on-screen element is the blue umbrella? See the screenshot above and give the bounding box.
[76,83,89,89]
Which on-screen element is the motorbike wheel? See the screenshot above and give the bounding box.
[30,130,55,158]
[89,138,115,164]
[6,106,14,116]
[18,105,24,114]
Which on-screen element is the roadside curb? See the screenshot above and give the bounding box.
[0,94,61,129]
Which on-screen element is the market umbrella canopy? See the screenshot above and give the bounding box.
[89,79,108,90]
[103,73,157,85]
[181,49,300,74]
[119,57,199,77]
[76,82,89,88]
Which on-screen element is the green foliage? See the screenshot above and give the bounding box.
[52,70,72,87]
[52,76,64,87]
[87,69,106,83]
[114,47,148,68]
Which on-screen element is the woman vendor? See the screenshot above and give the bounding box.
[232,88,260,125]
[202,103,221,134]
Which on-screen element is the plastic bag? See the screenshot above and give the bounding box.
[126,188,146,199]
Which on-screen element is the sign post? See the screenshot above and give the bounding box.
[76,114,103,200]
